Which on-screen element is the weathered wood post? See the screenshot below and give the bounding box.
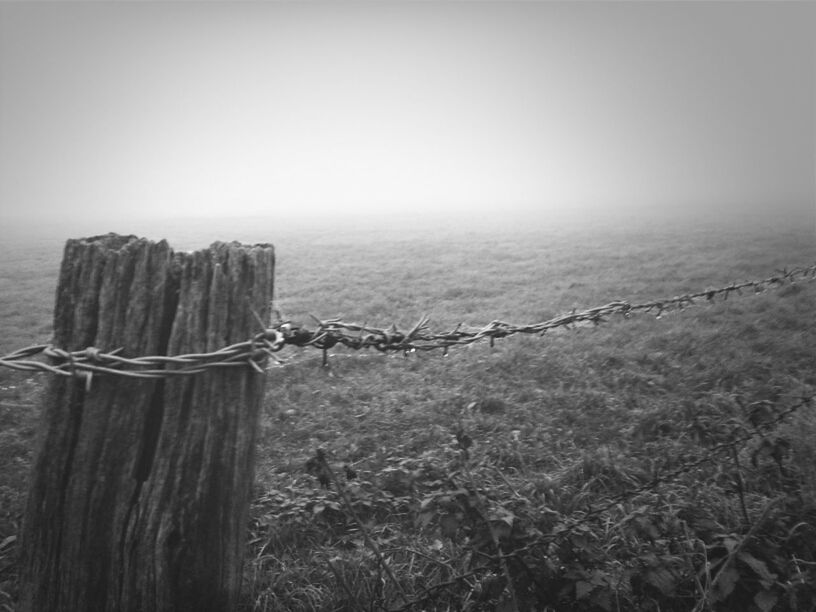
[19,233,275,611]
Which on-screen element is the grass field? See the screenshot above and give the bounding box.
[1,211,815,611]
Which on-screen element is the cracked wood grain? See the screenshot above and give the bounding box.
[20,234,274,612]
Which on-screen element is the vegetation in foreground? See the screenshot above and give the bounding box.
[1,214,815,611]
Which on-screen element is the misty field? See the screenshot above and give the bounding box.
[1,214,815,611]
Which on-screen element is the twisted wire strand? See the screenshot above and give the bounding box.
[276,264,816,355]
[1,264,814,380]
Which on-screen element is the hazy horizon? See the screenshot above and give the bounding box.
[1,1,814,233]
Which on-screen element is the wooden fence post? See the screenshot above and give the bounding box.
[19,233,275,611]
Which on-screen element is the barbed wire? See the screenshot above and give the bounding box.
[275,264,816,361]
[1,264,814,382]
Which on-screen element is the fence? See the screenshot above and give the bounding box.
[3,264,815,377]
[3,232,814,611]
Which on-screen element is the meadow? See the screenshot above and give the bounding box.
[1,211,815,611]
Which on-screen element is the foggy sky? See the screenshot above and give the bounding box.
[0,1,814,225]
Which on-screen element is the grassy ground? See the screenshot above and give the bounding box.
[1,212,815,610]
